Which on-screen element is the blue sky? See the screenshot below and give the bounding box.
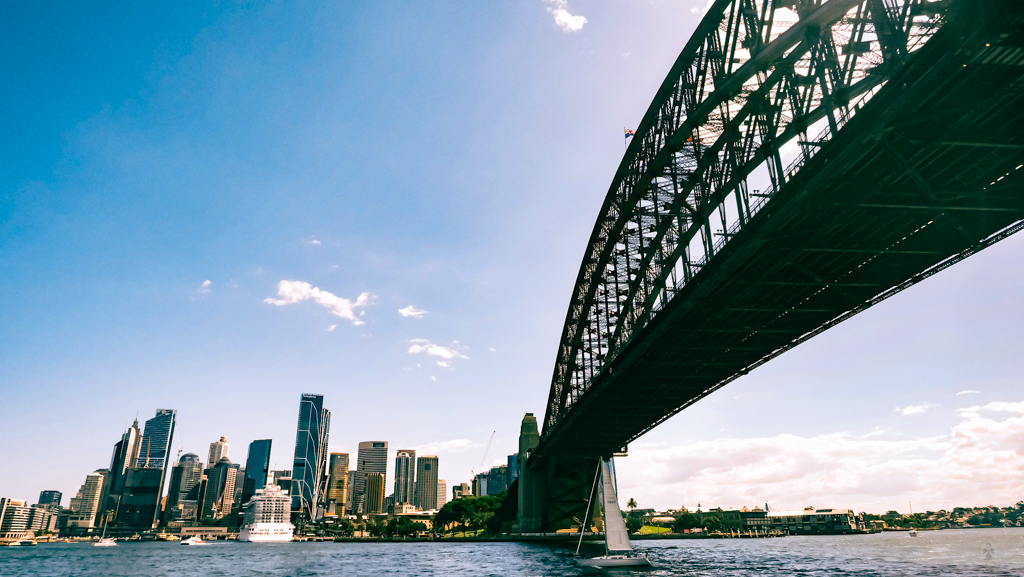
[2,1,1022,513]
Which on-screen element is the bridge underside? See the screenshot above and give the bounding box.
[539,2,1024,460]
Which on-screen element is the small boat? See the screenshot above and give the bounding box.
[17,540,37,546]
[574,459,652,568]
[180,536,207,546]
[93,538,117,547]
[909,529,918,537]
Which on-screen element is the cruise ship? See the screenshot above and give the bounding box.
[238,484,294,543]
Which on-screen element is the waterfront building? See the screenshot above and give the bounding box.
[242,440,273,505]
[67,470,106,531]
[208,436,230,467]
[291,393,331,520]
[452,483,471,500]
[414,455,439,511]
[486,465,507,496]
[116,467,164,529]
[766,508,860,534]
[364,472,385,515]
[327,453,349,514]
[37,490,62,511]
[0,498,32,539]
[437,480,447,509]
[218,461,239,518]
[393,450,416,505]
[473,472,487,497]
[354,441,387,513]
[27,504,56,534]
[394,502,417,514]
[239,484,293,542]
[163,453,204,524]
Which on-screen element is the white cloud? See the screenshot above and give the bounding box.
[326,324,337,332]
[956,389,980,396]
[264,280,375,325]
[309,239,321,245]
[197,280,212,294]
[407,339,468,361]
[896,403,938,416]
[489,347,497,353]
[430,375,437,382]
[398,305,428,319]
[413,439,482,455]
[545,0,587,32]
[437,360,451,368]
[615,399,1024,512]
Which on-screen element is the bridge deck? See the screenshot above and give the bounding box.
[539,3,1024,458]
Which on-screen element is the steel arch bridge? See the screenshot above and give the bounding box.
[517,0,1024,532]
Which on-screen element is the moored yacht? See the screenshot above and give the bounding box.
[238,484,294,543]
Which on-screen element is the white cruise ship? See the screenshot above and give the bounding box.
[238,484,294,543]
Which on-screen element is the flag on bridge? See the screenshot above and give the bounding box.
[624,128,635,141]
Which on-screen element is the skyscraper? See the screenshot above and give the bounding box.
[36,490,62,511]
[393,450,416,505]
[436,480,447,509]
[208,436,230,466]
[291,393,330,520]
[106,419,142,511]
[164,453,204,523]
[346,470,356,513]
[138,409,176,470]
[364,472,385,515]
[242,439,273,506]
[354,441,387,513]
[68,471,106,531]
[414,455,439,511]
[327,453,349,513]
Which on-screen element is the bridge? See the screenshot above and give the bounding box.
[515,0,1024,532]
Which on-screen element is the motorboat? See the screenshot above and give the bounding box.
[93,538,117,547]
[574,459,652,568]
[180,536,207,545]
[17,540,37,546]
[909,529,918,537]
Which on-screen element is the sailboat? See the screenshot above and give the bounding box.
[94,510,116,547]
[908,502,918,537]
[575,459,651,568]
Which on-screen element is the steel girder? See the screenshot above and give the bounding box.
[542,0,948,436]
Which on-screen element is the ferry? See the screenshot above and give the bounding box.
[180,536,207,546]
[238,484,294,543]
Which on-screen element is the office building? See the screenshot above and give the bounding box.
[67,470,106,531]
[1,498,31,539]
[354,441,387,513]
[473,472,487,497]
[486,465,508,496]
[507,454,519,485]
[37,490,62,511]
[106,419,142,512]
[437,480,447,509]
[291,393,331,520]
[138,409,176,470]
[242,440,273,505]
[414,455,439,511]
[116,467,164,528]
[164,453,204,522]
[27,504,56,534]
[452,483,471,500]
[346,470,356,513]
[208,436,230,467]
[327,453,349,514]
[364,472,385,515]
[393,450,416,505]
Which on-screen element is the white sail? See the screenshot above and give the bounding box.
[598,458,632,553]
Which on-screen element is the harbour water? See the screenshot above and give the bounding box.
[1,528,1021,576]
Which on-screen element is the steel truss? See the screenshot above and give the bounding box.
[543,0,950,434]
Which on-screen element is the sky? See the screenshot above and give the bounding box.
[1,0,1022,516]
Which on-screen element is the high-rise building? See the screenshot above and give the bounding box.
[437,480,447,509]
[327,453,349,514]
[414,455,439,511]
[354,441,387,513]
[0,498,32,539]
[138,409,176,470]
[37,490,62,510]
[116,467,164,528]
[242,440,273,506]
[165,453,204,520]
[208,437,230,467]
[106,419,142,512]
[346,470,356,513]
[452,483,471,500]
[393,450,416,505]
[507,454,519,485]
[486,465,508,496]
[364,473,385,515]
[291,393,331,520]
[67,471,106,531]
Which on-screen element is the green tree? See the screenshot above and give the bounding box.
[671,513,701,532]
[702,515,722,530]
[627,498,638,512]
[625,515,644,534]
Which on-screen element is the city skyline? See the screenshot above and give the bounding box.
[2,0,1023,516]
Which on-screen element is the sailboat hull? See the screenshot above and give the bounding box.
[576,555,652,567]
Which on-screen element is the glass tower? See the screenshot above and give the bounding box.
[139,409,176,470]
[291,394,330,520]
[393,450,416,505]
[354,441,388,513]
[242,439,273,505]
